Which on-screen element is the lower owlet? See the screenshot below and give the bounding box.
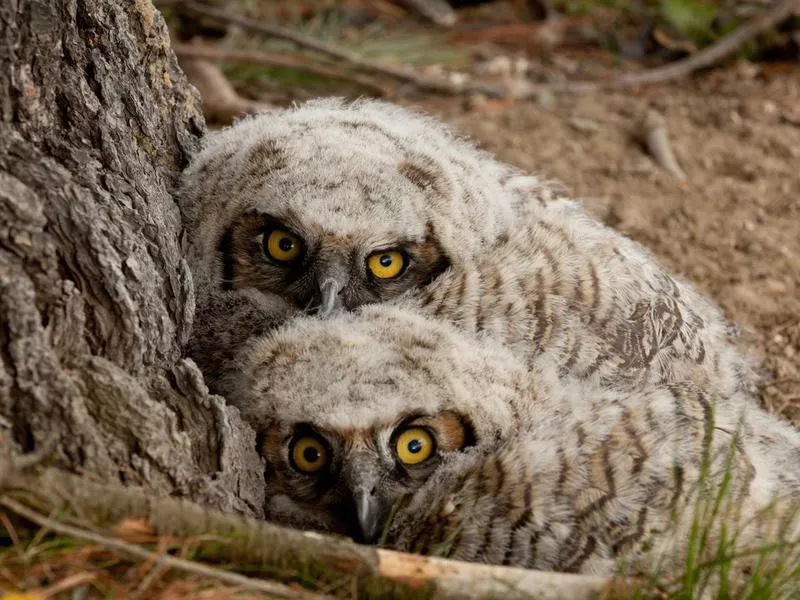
[223,305,800,576]
[180,98,754,410]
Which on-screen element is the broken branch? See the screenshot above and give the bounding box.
[4,467,622,600]
[611,0,800,88]
[1,496,324,600]
[171,0,507,97]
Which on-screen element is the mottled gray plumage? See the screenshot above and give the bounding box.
[225,306,800,576]
[178,98,539,387]
[412,199,755,399]
[179,98,755,407]
[177,98,788,575]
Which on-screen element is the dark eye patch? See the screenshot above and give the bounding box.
[363,228,450,297]
[220,211,316,292]
[260,422,344,500]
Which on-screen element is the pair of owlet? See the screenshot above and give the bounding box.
[223,304,800,576]
[177,100,777,563]
[180,98,754,405]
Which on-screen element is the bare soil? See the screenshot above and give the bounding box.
[421,67,800,425]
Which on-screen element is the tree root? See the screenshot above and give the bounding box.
[179,54,273,122]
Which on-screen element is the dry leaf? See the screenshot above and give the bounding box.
[111,517,158,543]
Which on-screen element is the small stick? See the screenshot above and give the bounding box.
[641,110,687,180]
[391,0,457,27]
[173,44,388,96]
[611,0,800,87]
[170,0,799,97]
[40,572,96,598]
[0,496,325,600]
[0,511,20,547]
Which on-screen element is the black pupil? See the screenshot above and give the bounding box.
[278,236,294,252]
[379,254,393,267]
[303,446,320,464]
[407,439,423,454]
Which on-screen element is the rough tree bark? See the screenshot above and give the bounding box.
[0,0,265,516]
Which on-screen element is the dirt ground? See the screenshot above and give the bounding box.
[420,68,800,425]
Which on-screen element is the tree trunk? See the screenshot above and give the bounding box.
[0,0,264,516]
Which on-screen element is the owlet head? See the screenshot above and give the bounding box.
[224,303,536,541]
[259,408,474,542]
[179,98,524,315]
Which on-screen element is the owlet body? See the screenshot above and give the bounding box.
[225,306,800,576]
[180,98,754,403]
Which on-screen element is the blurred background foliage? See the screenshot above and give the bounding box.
[160,0,798,115]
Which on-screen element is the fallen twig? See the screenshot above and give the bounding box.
[391,0,457,27]
[609,0,800,88]
[173,44,388,96]
[171,0,799,97]
[0,496,324,600]
[3,467,623,600]
[640,110,687,180]
[38,572,97,599]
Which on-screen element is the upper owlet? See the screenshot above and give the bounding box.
[180,98,754,404]
[223,304,800,576]
[179,98,530,313]
[177,97,560,385]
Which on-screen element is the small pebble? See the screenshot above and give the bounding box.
[535,90,555,109]
[569,117,600,132]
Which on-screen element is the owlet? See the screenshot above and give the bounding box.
[220,304,799,577]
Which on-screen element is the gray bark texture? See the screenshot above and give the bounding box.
[0,0,265,516]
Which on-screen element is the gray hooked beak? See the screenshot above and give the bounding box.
[355,488,382,544]
[317,277,343,318]
[315,254,350,317]
[345,450,385,543]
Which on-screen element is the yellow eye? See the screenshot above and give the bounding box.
[395,427,435,465]
[367,251,406,280]
[265,229,302,262]
[291,436,329,473]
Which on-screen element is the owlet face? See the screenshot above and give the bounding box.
[220,210,449,314]
[223,304,537,541]
[259,409,474,542]
[180,98,523,314]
